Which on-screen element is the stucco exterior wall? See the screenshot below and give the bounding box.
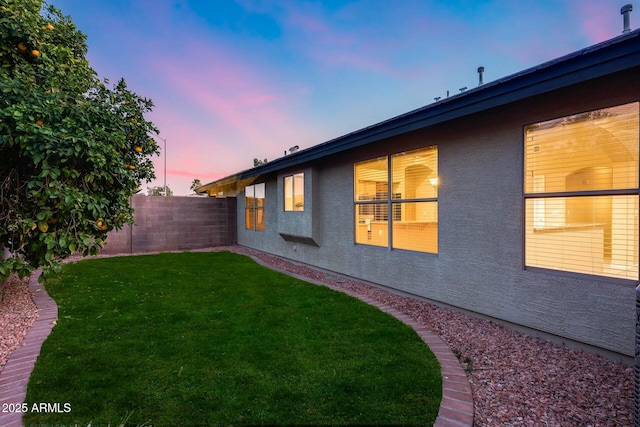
[102,195,237,254]
[276,168,319,245]
[237,69,639,358]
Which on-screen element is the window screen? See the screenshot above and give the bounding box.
[524,102,639,280]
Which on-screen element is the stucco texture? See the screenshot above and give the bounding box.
[237,70,639,358]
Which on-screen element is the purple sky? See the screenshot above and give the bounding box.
[52,0,628,195]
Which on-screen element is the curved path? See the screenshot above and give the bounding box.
[0,253,473,427]
[0,270,56,427]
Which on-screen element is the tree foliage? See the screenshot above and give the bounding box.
[147,185,172,197]
[0,0,160,278]
[253,158,267,167]
[189,178,201,192]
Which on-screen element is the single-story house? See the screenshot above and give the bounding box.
[198,29,640,361]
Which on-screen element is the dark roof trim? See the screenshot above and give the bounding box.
[202,29,640,188]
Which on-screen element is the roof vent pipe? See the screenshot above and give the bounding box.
[621,4,633,33]
[477,66,485,86]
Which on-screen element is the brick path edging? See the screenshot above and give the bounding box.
[247,255,474,427]
[0,270,57,427]
[0,254,473,427]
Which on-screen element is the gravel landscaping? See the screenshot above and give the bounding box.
[0,274,37,370]
[1,246,635,426]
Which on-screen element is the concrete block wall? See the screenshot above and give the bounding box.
[101,195,237,255]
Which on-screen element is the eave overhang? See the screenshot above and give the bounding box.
[195,173,256,197]
[199,29,640,194]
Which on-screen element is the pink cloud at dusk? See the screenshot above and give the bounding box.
[575,2,625,43]
[141,57,322,193]
[51,0,635,195]
[151,41,312,147]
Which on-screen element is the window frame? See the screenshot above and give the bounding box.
[522,102,639,282]
[283,173,304,212]
[245,183,265,231]
[353,146,438,253]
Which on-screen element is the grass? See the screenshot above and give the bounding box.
[24,251,441,426]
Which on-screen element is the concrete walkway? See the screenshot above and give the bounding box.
[0,255,473,427]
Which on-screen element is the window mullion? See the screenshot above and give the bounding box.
[525,188,639,199]
[253,206,257,231]
[396,197,439,203]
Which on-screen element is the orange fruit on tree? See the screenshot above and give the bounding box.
[36,119,43,126]
[45,23,54,30]
[100,224,108,231]
[31,49,40,57]
[127,164,136,170]
[17,42,27,52]
[37,221,49,233]
[134,146,142,153]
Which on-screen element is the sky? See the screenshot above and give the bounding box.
[51,0,630,195]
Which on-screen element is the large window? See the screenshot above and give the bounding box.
[245,183,265,231]
[524,102,639,280]
[284,173,304,211]
[354,146,438,253]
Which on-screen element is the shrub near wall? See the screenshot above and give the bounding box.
[101,196,237,254]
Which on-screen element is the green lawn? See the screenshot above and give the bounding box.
[24,251,441,426]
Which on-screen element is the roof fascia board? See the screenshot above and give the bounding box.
[240,32,639,180]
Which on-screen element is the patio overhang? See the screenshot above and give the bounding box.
[195,173,258,197]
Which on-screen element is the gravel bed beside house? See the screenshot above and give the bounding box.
[0,274,37,371]
[0,247,634,426]
[227,246,635,427]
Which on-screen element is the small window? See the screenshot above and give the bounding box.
[245,183,265,231]
[284,173,304,211]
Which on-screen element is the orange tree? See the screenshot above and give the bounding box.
[0,0,160,278]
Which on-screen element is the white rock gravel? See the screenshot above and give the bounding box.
[0,247,634,426]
